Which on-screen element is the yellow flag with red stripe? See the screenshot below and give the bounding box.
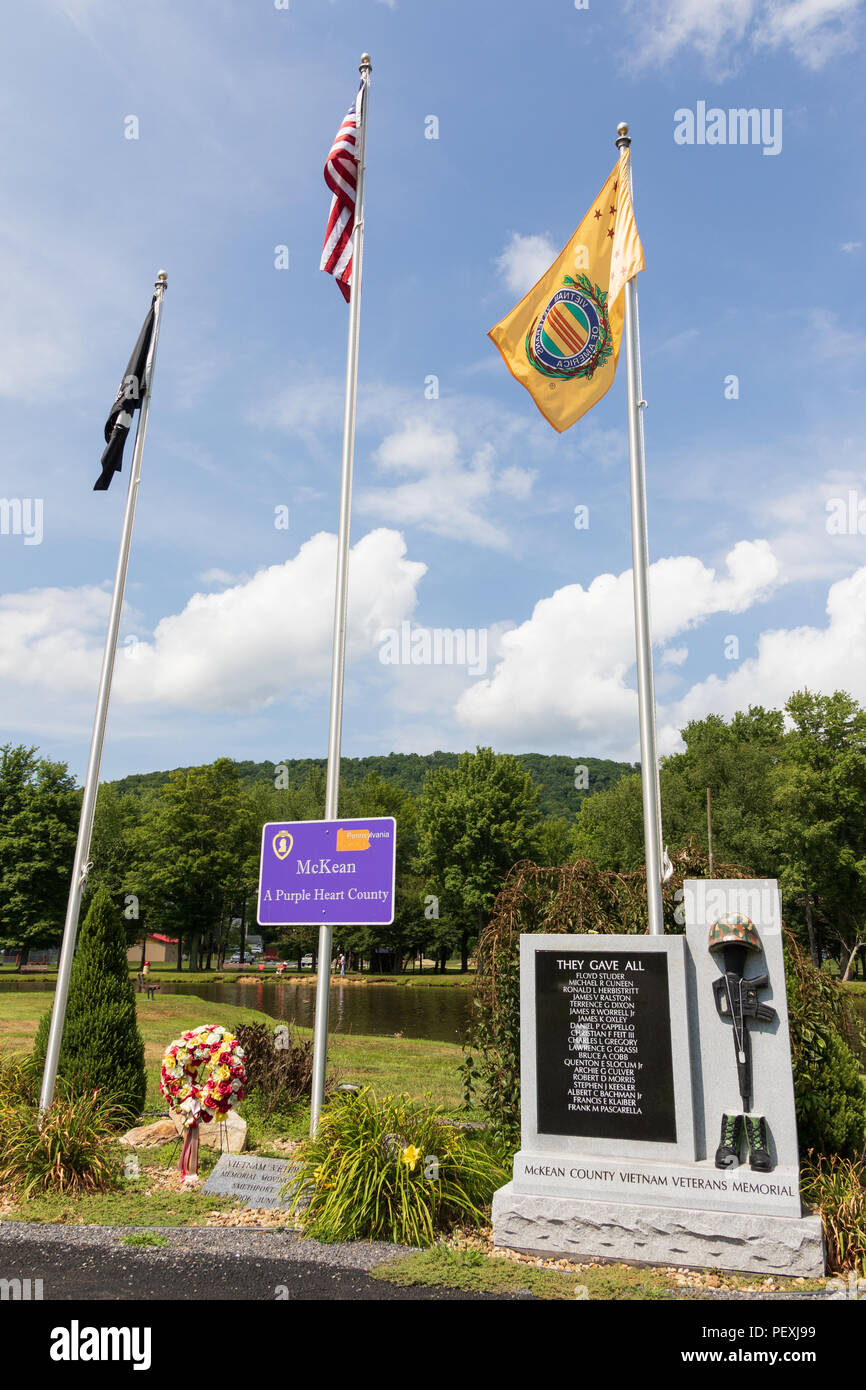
[488,150,644,433]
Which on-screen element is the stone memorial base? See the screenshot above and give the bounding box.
[493,1183,825,1277]
[512,1150,803,1218]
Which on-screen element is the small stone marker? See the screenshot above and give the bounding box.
[201,1154,296,1209]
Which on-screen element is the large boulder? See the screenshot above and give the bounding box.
[170,1107,247,1154]
[120,1118,179,1148]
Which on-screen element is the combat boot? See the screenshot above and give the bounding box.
[744,1114,773,1172]
[714,1112,744,1169]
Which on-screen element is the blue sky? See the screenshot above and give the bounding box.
[1,0,864,782]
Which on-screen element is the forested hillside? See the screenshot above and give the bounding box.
[110,751,636,820]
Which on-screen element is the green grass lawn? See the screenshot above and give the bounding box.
[0,991,835,1300]
[0,965,475,988]
[370,1247,826,1300]
[0,989,468,1113]
[0,989,472,1230]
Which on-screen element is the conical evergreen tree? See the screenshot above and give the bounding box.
[33,886,146,1123]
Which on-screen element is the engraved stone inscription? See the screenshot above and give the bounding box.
[535,949,677,1142]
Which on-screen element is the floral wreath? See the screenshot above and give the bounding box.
[160,1025,246,1178]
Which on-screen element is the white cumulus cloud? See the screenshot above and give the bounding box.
[495,233,559,298]
[455,541,779,752]
[0,585,113,695]
[660,564,866,744]
[628,0,860,73]
[358,420,536,550]
[754,0,861,67]
[0,530,426,718]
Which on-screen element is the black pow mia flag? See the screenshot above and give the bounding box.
[94,299,156,491]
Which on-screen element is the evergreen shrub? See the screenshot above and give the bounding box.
[32,886,146,1125]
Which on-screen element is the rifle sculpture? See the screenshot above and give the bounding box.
[709,913,776,1172]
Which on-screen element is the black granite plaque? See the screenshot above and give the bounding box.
[535,947,677,1142]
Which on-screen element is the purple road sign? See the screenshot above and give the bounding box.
[257,817,396,927]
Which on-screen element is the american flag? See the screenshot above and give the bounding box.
[320,85,362,302]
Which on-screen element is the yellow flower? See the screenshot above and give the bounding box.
[400,1144,422,1171]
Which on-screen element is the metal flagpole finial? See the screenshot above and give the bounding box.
[155,270,167,287]
[360,53,372,73]
[616,122,631,149]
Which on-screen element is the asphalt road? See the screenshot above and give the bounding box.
[0,1226,529,1302]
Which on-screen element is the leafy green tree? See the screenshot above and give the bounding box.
[32,885,146,1123]
[337,773,420,973]
[0,744,80,968]
[533,817,574,866]
[128,759,255,970]
[416,747,542,971]
[110,752,636,823]
[573,707,784,875]
[87,783,142,915]
[573,772,645,871]
[773,690,866,979]
[661,707,784,873]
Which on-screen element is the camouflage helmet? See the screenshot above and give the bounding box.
[708,912,762,954]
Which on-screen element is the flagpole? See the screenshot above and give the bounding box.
[39,270,168,1113]
[311,55,372,1133]
[615,123,665,937]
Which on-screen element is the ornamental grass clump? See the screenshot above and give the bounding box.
[288,1089,509,1246]
[0,1049,38,1111]
[801,1153,866,1276]
[0,1089,124,1197]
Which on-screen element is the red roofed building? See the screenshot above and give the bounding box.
[126,933,180,966]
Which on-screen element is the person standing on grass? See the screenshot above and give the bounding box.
[338,952,346,977]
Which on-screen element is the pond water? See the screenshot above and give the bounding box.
[4,975,861,1054]
[0,977,473,1045]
